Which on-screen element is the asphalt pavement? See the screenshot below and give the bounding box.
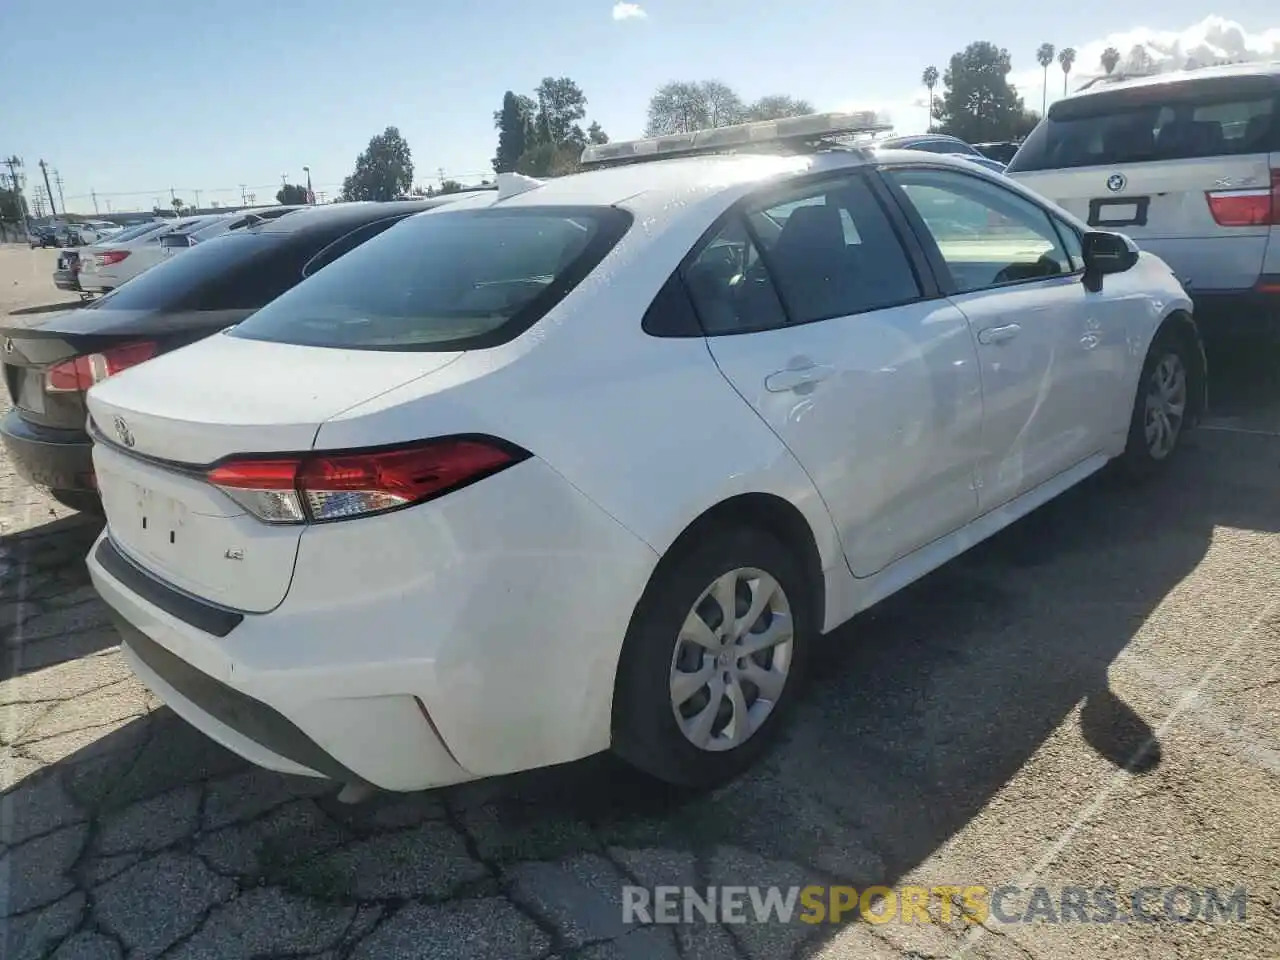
[1,246,1277,959]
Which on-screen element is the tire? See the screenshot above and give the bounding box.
[50,489,105,516]
[1117,329,1193,478]
[611,526,813,788]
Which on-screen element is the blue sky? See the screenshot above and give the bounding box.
[3,0,1277,213]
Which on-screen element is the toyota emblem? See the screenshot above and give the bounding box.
[113,415,135,448]
[1106,173,1126,193]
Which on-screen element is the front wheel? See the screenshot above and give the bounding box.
[1117,331,1193,477]
[611,527,813,787]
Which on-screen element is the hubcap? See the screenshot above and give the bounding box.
[669,567,794,752]
[1143,353,1187,460]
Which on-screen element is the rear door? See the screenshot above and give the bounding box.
[692,171,984,578]
[1008,73,1279,294]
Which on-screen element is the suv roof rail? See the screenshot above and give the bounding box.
[579,110,893,168]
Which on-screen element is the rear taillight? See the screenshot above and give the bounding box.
[95,250,130,266]
[1205,170,1280,227]
[44,341,159,393]
[206,437,528,524]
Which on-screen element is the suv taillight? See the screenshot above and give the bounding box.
[206,437,529,524]
[95,250,130,266]
[45,341,159,393]
[1205,170,1280,227]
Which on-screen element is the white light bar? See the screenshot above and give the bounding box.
[580,110,894,166]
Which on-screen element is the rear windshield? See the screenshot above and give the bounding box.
[87,233,290,312]
[1009,76,1280,172]
[228,206,633,351]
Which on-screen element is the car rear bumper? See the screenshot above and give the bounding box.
[1191,283,1280,342]
[87,457,661,791]
[0,409,95,493]
[53,268,80,291]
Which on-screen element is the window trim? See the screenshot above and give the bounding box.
[877,162,1085,298]
[673,167,938,338]
[300,214,414,277]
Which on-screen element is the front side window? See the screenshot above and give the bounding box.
[229,206,632,351]
[683,217,788,335]
[885,168,1074,293]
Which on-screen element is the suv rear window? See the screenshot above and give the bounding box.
[1009,75,1280,172]
[228,206,633,351]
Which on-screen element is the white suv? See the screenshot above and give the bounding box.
[1007,62,1280,340]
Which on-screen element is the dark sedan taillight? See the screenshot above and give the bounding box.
[45,341,159,393]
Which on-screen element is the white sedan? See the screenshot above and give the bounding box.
[83,113,1205,793]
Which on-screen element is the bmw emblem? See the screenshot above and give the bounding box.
[1106,173,1126,193]
[113,415,135,448]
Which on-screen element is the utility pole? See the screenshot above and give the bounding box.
[193,189,201,211]
[53,169,65,214]
[239,183,248,206]
[3,156,30,235]
[302,166,313,203]
[91,189,99,214]
[281,173,288,193]
[437,167,445,187]
[38,159,56,216]
[105,198,112,214]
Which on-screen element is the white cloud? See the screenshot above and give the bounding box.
[612,2,647,20]
[1011,16,1280,110]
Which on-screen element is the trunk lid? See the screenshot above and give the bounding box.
[86,334,463,613]
[1012,156,1274,291]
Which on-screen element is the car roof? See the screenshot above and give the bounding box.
[1064,59,1280,102]
[433,149,1000,227]
[249,198,470,236]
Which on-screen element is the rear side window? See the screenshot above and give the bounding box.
[1010,77,1280,172]
[229,206,633,351]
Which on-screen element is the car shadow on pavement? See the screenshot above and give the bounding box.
[3,367,1279,957]
[1,515,111,682]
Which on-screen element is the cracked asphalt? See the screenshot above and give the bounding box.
[1,246,1278,959]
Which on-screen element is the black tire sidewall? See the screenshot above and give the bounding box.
[612,526,813,787]
[1121,331,1191,476]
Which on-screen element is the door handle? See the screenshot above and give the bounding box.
[764,361,835,393]
[977,322,1022,345]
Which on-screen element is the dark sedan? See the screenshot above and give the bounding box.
[1,197,474,512]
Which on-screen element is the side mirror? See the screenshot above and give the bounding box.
[1081,230,1139,292]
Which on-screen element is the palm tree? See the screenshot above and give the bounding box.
[1100,47,1121,75]
[1036,43,1056,116]
[1058,47,1077,96]
[921,66,939,132]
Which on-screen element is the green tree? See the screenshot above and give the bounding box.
[438,180,465,194]
[1126,45,1155,75]
[515,142,582,178]
[277,183,308,204]
[534,77,587,146]
[341,126,414,201]
[1100,46,1121,75]
[921,67,940,131]
[587,121,609,145]
[171,197,185,214]
[493,91,537,174]
[700,80,745,127]
[1058,47,1076,96]
[645,81,710,135]
[0,187,27,222]
[935,41,1028,143]
[746,94,814,121]
[1036,43,1056,115]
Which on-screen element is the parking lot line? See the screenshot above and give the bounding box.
[953,591,1280,958]
[1198,423,1280,437]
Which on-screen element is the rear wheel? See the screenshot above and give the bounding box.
[1118,330,1192,477]
[611,527,812,787]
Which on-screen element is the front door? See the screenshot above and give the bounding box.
[881,165,1125,511]
[690,171,984,578]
